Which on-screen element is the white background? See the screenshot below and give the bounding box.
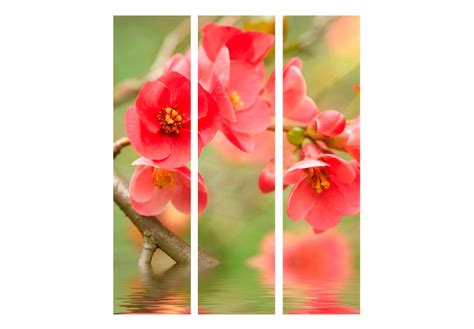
[1,0,474,327]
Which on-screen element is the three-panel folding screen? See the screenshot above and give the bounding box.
[113,16,360,314]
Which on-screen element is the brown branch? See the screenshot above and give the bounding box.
[114,172,219,268]
[114,18,190,106]
[267,124,292,133]
[113,137,130,158]
[138,237,158,268]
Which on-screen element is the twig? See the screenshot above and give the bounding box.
[113,137,130,158]
[114,18,190,106]
[114,172,219,268]
[267,124,291,132]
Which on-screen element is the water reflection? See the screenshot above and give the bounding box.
[199,264,275,314]
[115,263,190,314]
[249,230,360,314]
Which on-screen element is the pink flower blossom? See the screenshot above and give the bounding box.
[258,153,295,193]
[201,22,274,65]
[125,71,220,168]
[266,57,319,124]
[258,159,276,193]
[129,157,207,216]
[162,52,190,79]
[314,110,346,137]
[284,153,359,231]
[199,23,274,152]
[343,116,360,162]
[257,137,298,193]
[199,45,272,152]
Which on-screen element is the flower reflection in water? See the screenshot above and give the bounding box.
[248,229,359,314]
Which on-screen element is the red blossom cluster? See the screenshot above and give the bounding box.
[124,22,359,233]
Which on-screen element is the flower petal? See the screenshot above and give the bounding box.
[232,100,271,134]
[284,159,328,185]
[153,129,191,169]
[162,53,190,79]
[202,23,240,61]
[220,124,255,153]
[305,185,346,230]
[286,178,317,221]
[135,80,170,133]
[212,46,230,87]
[284,65,306,112]
[318,154,356,184]
[129,165,156,203]
[125,105,172,160]
[158,71,190,119]
[171,177,191,214]
[285,96,319,124]
[228,60,262,109]
[131,187,173,216]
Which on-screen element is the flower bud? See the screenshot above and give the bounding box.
[258,161,275,193]
[314,110,346,137]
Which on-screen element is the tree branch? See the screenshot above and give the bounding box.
[114,172,219,268]
[113,137,131,158]
[138,237,158,268]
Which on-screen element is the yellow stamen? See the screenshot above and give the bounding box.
[157,106,184,135]
[308,167,331,193]
[230,90,244,110]
[319,172,330,189]
[152,168,174,189]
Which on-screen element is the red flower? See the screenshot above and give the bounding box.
[343,116,360,162]
[201,22,274,65]
[162,52,190,79]
[125,71,219,168]
[199,49,271,152]
[266,57,319,124]
[284,153,359,231]
[199,23,274,152]
[314,110,346,137]
[129,157,207,216]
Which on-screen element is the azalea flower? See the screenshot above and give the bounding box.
[266,57,319,124]
[284,153,359,231]
[129,157,207,216]
[125,71,219,168]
